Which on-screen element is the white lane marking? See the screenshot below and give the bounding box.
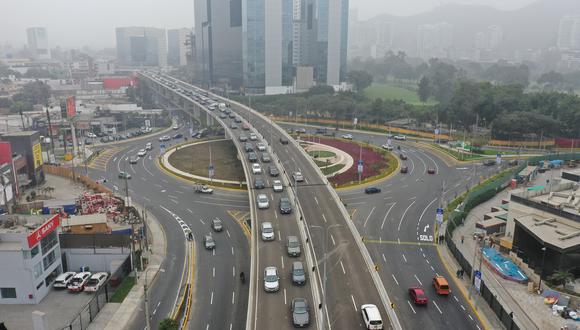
[453,295,459,302]
[351,295,358,311]
[143,197,151,202]
[226,229,231,238]
[415,152,427,173]
[206,324,209,330]
[426,259,430,264]
[170,199,178,204]
[398,201,416,231]
[382,254,387,262]
[113,185,119,191]
[212,249,215,256]
[401,184,408,188]
[232,266,236,278]
[175,190,184,194]
[409,157,415,175]
[397,238,401,244]
[330,234,336,246]
[161,179,169,184]
[199,218,206,225]
[419,150,440,174]
[274,212,278,219]
[407,301,417,314]
[461,305,466,311]
[284,289,287,305]
[418,198,438,227]
[113,157,117,162]
[322,213,327,223]
[210,291,214,304]
[391,274,399,285]
[363,206,376,227]
[168,195,178,199]
[432,300,443,314]
[380,203,397,230]
[278,230,281,241]
[340,261,346,274]
[430,266,435,272]
[314,196,319,205]
[213,267,215,278]
[468,314,474,321]
[281,256,285,269]
[414,274,423,286]
[409,196,416,200]
[402,254,407,263]
[231,247,234,256]
[232,291,235,305]
[154,183,162,188]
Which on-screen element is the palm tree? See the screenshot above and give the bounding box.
[548,270,574,287]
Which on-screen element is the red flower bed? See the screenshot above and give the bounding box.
[315,138,390,186]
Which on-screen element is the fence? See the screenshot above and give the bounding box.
[43,165,112,195]
[444,152,580,330]
[59,256,132,330]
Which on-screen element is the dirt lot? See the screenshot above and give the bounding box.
[168,139,245,182]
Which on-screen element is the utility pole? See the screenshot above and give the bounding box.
[45,105,56,163]
[1,175,11,214]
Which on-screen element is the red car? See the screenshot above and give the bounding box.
[427,168,436,175]
[409,287,428,305]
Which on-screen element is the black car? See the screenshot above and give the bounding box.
[483,159,496,166]
[279,137,289,145]
[248,152,258,163]
[399,153,408,160]
[244,143,253,152]
[269,166,280,177]
[173,133,183,139]
[279,197,292,214]
[400,166,408,174]
[254,178,266,189]
[364,187,381,194]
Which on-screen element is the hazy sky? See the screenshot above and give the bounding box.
[0,0,537,49]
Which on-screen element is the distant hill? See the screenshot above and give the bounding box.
[367,0,580,56]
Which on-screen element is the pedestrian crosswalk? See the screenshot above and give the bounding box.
[87,146,125,171]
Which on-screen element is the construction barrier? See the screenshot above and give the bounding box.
[43,165,113,195]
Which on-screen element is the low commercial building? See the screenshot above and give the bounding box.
[0,214,62,304]
[0,131,44,186]
[61,214,110,234]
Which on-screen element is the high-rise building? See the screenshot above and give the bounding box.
[475,25,503,61]
[416,22,453,59]
[26,27,51,61]
[557,15,580,50]
[168,28,192,67]
[115,27,167,67]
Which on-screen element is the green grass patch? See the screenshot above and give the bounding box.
[364,83,437,106]
[308,150,336,158]
[333,151,399,189]
[431,144,485,161]
[110,276,136,303]
[321,163,346,175]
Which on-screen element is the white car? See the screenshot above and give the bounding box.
[257,194,269,209]
[137,149,147,157]
[272,180,283,192]
[394,135,406,141]
[261,222,275,241]
[249,133,258,141]
[293,172,304,182]
[84,272,108,292]
[252,163,262,174]
[53,272,76,289]
[172,125,179,130]
[145,142,153,150]
[381,144,393,151]
[361,304,383,329]
[257,143,267,151]
[87,133,97,138]
[264,266,280,292]
[67,272,92,292]
[342,134,353,139]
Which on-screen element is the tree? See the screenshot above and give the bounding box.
[159,318,179,330]
[538,71,564,85]
[0,98,13,109]
[548,270,574,288]
[10,101,33,114]
[23,68,53,79]
[306,85,334,96]
[12,81,51,105]
[347,70,373,92]
[417,76,431,103]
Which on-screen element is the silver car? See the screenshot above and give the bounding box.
[291,298,310,327]
[261,222,275,241]
[291,261,306,285]
[264,266,280,292]
[286,236,301,257]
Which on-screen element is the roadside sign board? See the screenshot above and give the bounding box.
[496,154,502,165]
[357,160,363,174]
[474,270,482,292]
[436,208,444,224]
[209,164,215,178]
[160,144,166,153]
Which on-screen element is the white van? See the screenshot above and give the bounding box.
[361,304,383,329]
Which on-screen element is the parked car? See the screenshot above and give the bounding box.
[279,197,292,214]
[263,266,280,292]
[84,272,108,292]
[293,172,304,182]
[211,218,223,232]
[203,234,216,250]
[291,298,310,327]
[364,187,381,194]
[286,236,301,257]
[361,304,383,329]
[409,287,428,305]
[257,194,269,209]
[269,166,280,177]
[67,272,92,292]
[254,178,266,189]
[272,180,283,192]
[291,261,306,285]
[53,272,76,289]
[261,222,275,241]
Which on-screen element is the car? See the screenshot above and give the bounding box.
[261,222,275,241]
[399,153,408,160]
[172,125,179,130]
[252,163,262,174]
[244,143,253,152]
[432,276,450,295]
[87,132,97,138]
[228,113,236,119]
[361,304,383,329]
[269,166,280,177]
[257,143,267,151]
[235,117,242,123]
[409,287,428,305]
[203,234,216,250]
[254,178,266,189]
[129,156,139,164]
[286,236,301,257]
[400,166,408,174]
[137,149,147,157]
[211,218,223,232]
[280,137,289,145]
[219,113,227,119]
[342,134,353,139]
[239,135,248,142]
[195,185,214,194]
[242,123,251,130]
[84,272,108,292]
[159,135,170,142]
[230,123,238,129]
[248,152,258,163]
[67,272,92,292]
[364,187,381,194]
[273,180,283,192]
[279,197,293,214]
[483,159,496,166]
[394,135,407,141]
[291,261,306,285]
[427,168,436,175]
[145,143,153,151]
[261,153,271,163]
[118,172,131,179]
[381,144,393,151]
[257,194,269,209]
[293,172,304,182]
[173,133,183,139]
[263,266,280,292]
[249,133,257,141]
[84,139,92,145]
[296,128,307,134]
[53,272,76,289]
[291,298,310,327]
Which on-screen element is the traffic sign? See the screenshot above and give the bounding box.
[474,270,482,292]
[208,164,215,178]
[160,144,166,153]
[357,160,363,174]
[436,208,444,225]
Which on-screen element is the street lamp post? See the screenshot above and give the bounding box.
[310,224,341,330]
[144,267,165,330]
[538,246,547,290]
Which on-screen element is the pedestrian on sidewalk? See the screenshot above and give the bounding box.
[461,235,464,244]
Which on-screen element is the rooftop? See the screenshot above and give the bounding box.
[1,131,38,137]
[0,214,55,235]
[62,214,107,227]
[515,214,580,251]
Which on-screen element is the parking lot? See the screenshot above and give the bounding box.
[0,287,104,330]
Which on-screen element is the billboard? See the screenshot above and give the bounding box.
[66,96,76,118]
[0,142,13,166]
[27,214,60,248]
[32,143,42,169]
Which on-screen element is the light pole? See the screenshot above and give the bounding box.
[310,224,341,330]
[538,246,547,290]
[144,267,165,330]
